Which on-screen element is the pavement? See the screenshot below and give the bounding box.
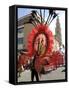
[18,66,65,82]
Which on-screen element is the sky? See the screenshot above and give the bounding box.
[18,8,65,46]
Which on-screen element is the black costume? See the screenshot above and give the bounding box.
[30,55,39,81]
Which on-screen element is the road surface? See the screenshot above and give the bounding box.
[18,66,65,82]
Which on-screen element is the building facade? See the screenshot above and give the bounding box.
[53,16,62,51]
[18,11,42,51]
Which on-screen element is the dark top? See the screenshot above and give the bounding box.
[30,55,36,70]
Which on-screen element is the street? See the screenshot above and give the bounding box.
[18,66,65,82]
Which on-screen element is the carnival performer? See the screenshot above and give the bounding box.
[30,53,39,81]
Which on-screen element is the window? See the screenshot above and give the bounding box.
[18,38,23,44]
[18,28,23,33]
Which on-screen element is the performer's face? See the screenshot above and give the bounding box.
[34,33,47,55]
